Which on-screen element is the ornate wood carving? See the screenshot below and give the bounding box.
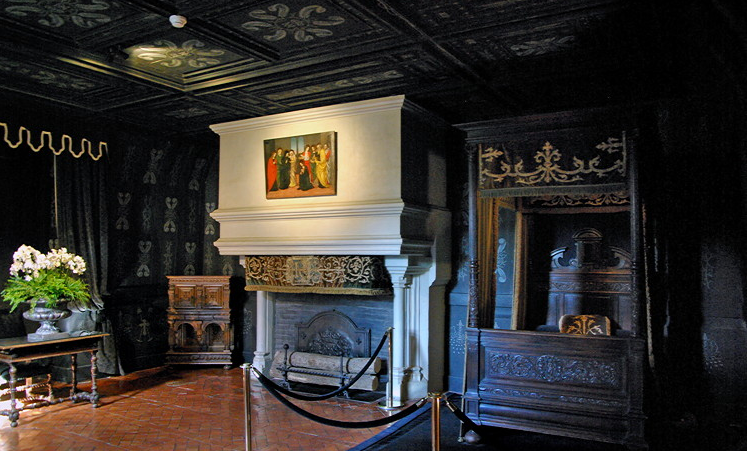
[542,228,634,332]
[458,110,645,450]
[524,191,630,208]
[479,387,625,408]
[486,352,621,387]
[166,275,235,367]
[467,142,480,328]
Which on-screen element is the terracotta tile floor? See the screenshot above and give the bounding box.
[0,366,395,451]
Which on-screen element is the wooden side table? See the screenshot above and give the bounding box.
[0,332,108,427]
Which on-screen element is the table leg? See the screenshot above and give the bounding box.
[70,354,77,400]
[7,363,19,427]
[90,351,100,408]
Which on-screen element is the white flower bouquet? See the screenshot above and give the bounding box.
[1,245,91,312]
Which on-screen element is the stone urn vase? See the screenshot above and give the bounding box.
[22,299,71,341]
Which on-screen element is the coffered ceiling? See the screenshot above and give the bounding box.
[0,0,700,132]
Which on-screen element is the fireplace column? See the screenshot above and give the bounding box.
[385,255,434,403]
[386,256,411,404]
[252,290,275,375]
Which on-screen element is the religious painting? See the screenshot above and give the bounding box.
[264,131,337,199]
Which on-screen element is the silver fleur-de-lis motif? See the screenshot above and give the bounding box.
[204,202,216,235]
[5,0,113,28]
[31,70,96,90]
[495,237,508,283]
[163,241,173,275]
[141,195,153,232]
[137,240,152,277]
[164,197,178,232]
[449,320,466,355]
[143,149,164,184]
[188,159,206,191]
[184,242,197,275]
[134,39,224,68]
[116,192,131,230]
[222,257,234,276]
[187,199,198,235]
[242,4,344,42]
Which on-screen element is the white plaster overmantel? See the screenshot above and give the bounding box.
[209,95,452,402]
[209,95,448,259]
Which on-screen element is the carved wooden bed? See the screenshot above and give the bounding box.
[456,108,648,450]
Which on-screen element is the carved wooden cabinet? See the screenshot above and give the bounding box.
[166,276,234,367]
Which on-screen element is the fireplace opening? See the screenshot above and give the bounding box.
[265,293,391,400]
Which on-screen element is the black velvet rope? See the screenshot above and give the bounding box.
[254,367,427,428]
[263,330,390,401]
[443,396,484,434]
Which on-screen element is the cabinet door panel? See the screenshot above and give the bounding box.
[175,286,198,308]
[203,285,226,308]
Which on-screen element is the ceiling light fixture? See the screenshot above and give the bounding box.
[169,14,187,28]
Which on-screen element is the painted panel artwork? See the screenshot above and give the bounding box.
[265,131,336,199]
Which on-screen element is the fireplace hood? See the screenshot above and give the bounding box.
[209,96,452,403]
[209,95,449,259]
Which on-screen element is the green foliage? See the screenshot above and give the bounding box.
[1,269,91,312]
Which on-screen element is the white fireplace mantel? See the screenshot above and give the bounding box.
[210,96,451,403]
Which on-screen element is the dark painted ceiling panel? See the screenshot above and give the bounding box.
[0,0,716,133]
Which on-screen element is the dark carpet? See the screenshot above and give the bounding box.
[349,400,628,451]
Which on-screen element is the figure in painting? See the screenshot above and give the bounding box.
[276,148,291,190]
[267,150,278,191]
[323,143,333,185]
[298,164,313,191]
[312,143,329,188]
[302,144,314,184]
[288,150,298,188]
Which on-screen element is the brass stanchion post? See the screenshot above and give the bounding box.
[242,363,252,451]
[378,327,402,410]
[429,392,443,451]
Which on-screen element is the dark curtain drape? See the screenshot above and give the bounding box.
[55,153,123,375]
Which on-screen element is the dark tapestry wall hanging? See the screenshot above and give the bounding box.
[479,131,628,197]
[244,256,391,295]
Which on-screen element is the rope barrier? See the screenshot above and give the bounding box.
[263,330,390,401]
[442,395,484,435]
[253,366,427,428]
